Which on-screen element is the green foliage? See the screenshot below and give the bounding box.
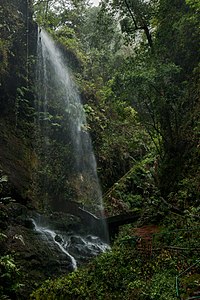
[103,0,155,48]
[33,0,91,75]
[168,174,200,212]
[96,0,200,199]
[145,271,176,300]
[156,0,200,72]
[0,233,22,300]
[49,26,86,68]
[82,78,153,190]
[180,273,200,299]
[15,86,35,133]
[97,104,152,189]
[102,156,161,215]
[0,255,21,297]
[30,240,180,300]
[186,0,200,10]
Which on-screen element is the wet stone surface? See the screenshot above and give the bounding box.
[0,202,109,299]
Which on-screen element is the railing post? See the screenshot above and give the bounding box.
[176,276,181,299]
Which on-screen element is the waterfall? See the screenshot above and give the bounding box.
[35,28,108,242]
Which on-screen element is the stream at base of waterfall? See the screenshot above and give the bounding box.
[32,218,110,270]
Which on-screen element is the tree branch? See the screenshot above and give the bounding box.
[123,0,153,49]
[124,0,138,29]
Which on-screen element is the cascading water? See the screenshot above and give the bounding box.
[32,218,109,270]
[32,219,77,270]
[36,29,104,213]
[34,28,109,269]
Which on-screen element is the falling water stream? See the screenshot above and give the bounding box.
[34,29,109,269]
[36,28,104,211]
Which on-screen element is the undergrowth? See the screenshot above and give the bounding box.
[30,235,197,300]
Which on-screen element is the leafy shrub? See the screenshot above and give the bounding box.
[30,241,179,300]
[0,253,22,299]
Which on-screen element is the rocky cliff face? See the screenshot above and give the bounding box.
[0,0,37,205]
[0,198,82,299]
[0,1,47,298]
